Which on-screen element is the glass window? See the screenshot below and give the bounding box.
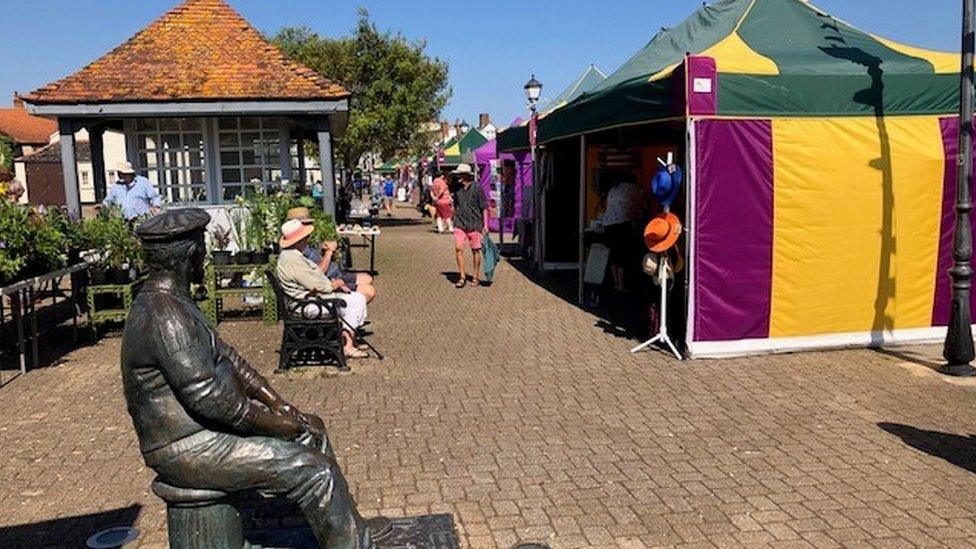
[134,117,209,204]
[216,117,287,203]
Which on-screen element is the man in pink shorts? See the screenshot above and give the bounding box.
[450,164,489,288]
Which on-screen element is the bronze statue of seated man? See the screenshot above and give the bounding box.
[121,209,373,548]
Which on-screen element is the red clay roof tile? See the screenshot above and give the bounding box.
[0,107,57,144]
[23,0,349,104]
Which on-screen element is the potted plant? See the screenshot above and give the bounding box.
[85,209,143,284]
[229,206,254,265]
[210,225,232,265]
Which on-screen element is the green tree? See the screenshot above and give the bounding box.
[273,10,451,171]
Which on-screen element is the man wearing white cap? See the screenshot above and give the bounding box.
[103,161,161,220]
[450,163,488,288]
[276,218,370,359]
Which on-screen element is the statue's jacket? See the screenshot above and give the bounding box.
[121,280,268,463]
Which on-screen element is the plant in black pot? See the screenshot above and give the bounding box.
[229,206,254,264]
[209,225,232,265]
[86,209,143,285]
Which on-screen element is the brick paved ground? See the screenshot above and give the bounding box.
[4,208,976,548]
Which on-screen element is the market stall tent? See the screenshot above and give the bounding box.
[437,129,488,167]
[473,129,532,232]
[497,64,606,153]
[535,0,967,358]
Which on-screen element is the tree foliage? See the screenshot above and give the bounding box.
[273,10,451,170]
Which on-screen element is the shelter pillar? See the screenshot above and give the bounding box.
[58,118,81,219]
[89,125,107,204]
[279,125,293,186]
[578,135,586,304]
[315,118,337,218]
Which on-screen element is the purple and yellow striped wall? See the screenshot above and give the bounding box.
[693,116,971,344]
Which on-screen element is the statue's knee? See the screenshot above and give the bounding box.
[282,452,337,505]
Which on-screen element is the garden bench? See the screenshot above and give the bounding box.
[266,272,348,373]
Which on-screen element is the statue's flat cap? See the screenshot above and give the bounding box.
[136,208,211,243]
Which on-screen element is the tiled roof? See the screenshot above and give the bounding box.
[0,106,57,144]
[23,0,349,105]
[18,141,92,164]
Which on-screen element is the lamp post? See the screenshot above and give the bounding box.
[525,75,543,268]
[943,0,976,376]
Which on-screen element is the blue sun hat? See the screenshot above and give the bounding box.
[651,165,683,208]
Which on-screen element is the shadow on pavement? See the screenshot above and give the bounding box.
[872,348,942,371]
[507,258,650,343]
[879,422,976,474]
[0,504,142,548]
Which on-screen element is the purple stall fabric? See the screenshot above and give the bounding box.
[475,134,532,233]
[932,117,976,326]
[694,119,774,342]
[686,56,717,117]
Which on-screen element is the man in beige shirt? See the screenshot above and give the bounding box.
[276,219,369,359]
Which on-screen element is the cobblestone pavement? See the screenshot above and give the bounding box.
[4,209,976,548]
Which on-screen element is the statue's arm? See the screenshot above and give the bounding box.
[216,337,290,412]
[160,345,305,440]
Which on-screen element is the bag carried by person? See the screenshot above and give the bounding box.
[482,236,501,282]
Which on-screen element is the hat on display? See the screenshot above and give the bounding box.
[651,165,683,207]
[279,219,314,249]
[642,252,661,276]
[643,212,682,253]
[118,161,136,175]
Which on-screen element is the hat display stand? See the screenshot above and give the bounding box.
[631,204,682,360]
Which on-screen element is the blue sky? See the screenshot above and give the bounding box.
[1,0,963,126]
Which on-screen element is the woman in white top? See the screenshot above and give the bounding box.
[601,177,643,292]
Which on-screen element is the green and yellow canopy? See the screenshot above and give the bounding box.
[497,64,607,152]
[540,0,959,143]
[438,129,488,166]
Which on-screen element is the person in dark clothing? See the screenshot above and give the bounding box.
[121,209,376,548]
[450,164,488,288]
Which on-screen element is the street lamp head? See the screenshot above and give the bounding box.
[460,120,471,134]
[524,74,543,105]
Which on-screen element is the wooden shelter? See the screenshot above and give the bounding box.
[21,0,349,217]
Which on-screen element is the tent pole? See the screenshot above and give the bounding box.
[943,0,976,376]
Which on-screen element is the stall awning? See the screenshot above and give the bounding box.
[497,64,606,152]
[539,0,959,143]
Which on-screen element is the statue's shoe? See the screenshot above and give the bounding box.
[366,516,394,541]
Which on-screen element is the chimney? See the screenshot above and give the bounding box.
[13,94,24,109]
[479,113,490,129]
[440,121,450,140]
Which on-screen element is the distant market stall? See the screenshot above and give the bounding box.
[437,129,488,168]
[535,0,964,358]
[473,134,531,233]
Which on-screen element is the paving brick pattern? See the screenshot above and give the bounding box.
[4,210,976,548]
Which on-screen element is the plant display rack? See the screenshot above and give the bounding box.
[87,279,144,331]
[204,261,277,326]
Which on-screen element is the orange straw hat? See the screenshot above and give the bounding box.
[286,207,312,222]
[279,219,314,249]
[644,212,682,253]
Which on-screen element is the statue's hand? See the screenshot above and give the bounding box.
[304,413,327,446]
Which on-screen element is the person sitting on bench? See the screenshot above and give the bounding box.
[286,207,377,303]
[276,219,370,360]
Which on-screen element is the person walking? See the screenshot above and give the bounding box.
[382,175,395,216]
[431,169,454,233]
[450,164,488,288]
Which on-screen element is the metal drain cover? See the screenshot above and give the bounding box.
[86,526,139,548]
